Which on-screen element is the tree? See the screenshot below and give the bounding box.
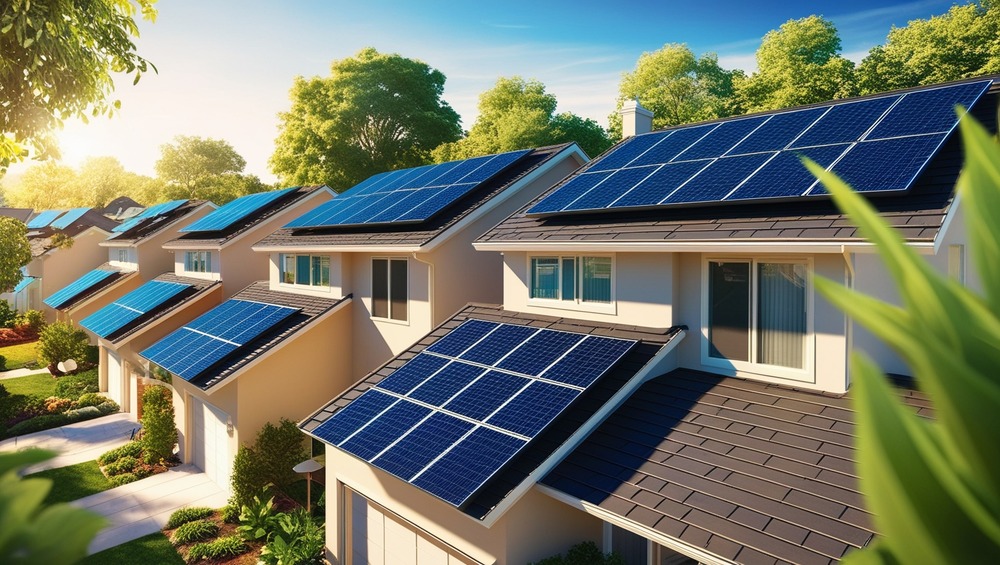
[3,161,79,209]
[609,44,742,138]
[0,217,30,293]
[140,385,177,464]
[270,47,462,191]
[856,1,1000,94]
[74,156,161,208]
[0,0,157,170]
[737,16,856,112]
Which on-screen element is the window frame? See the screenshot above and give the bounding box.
[527,254,616,314]
[700,255,815,383]
[278,253,331,288]
[371,256,408,323]
[184,250,212,273]
[116,249,129,263]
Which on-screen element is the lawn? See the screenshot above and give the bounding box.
[26,460,113,505]
[79,532,185,565]
[0,371,56,397]
[0,340,39,370]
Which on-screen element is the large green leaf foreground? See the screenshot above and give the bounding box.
[804,111,1000,563]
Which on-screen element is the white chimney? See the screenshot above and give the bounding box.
[619,99,653,139]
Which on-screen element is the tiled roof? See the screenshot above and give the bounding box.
[191,282,351,390]
[300,303,684,520]
[105,200,206,244]
[542,369,932,565]
[0,207,32,222]
[106,273,221,344]
[28,210,118,257]
[255,145,575,250]
[54,264,135,310]
[477,86,998,247]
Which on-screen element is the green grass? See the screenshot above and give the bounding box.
[26,460,113,505]
[78,532,185,565]
[0,340,39,370]
[0,372,56,397]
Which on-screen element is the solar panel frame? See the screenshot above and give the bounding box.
[180,188,296,233]
[42,269,117,308]
[79,280,190,338]
[27,210,63,229]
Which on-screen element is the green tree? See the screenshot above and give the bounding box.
[75,156,161,208]
[856,2,1000,94]
[270,47,462,191]
[609,44,741,138]
[0,0,157,170]
[36,321,88,368]
[4,161,79,209]
[140,385,177,464]
[738,16,856,112]
[0,217,30,292]
[155,135,259,203]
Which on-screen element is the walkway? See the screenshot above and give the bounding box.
[0,366,50,379]
[0,412,139,473]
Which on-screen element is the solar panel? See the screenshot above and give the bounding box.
[13,276,35,294]
[284,149,531,229]
[27,210,63,229]
[140,299,299,381]
[180,188,297,233]
[112,200,187,232]
[79,280,191,338]
[43,268,117,308]
[310,319,637,508]
[527,79,993,216]
[50,208,91,229]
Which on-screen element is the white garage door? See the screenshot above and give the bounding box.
[347,489,476,565]
[190,397,231,491]
[106,350,124,407]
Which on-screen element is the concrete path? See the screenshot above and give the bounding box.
[0,366,50,379]
[73,464,229,555]
[0,412,139,473]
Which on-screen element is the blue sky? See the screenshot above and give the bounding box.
[20,0,957,185]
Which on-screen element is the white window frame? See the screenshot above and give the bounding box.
[371,256,408,324]
[184,250,212,273]
[526,254,616,315]
[278,253,331,288]
[116,249,129,263]
[700,255,815,383]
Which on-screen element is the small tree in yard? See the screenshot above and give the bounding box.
[36,321,88,372]
[229,419,308,511]
[141,385,177,465]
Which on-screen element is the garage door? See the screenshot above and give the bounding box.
[190,397,231,491]
[106,350,124,407]
[347,489,477,565]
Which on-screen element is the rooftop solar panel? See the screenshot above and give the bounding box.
[310,319,637,509]
[180,188,297,233]
[43,268,118,309]
[13,276,35,294]
[112,199,187,232]
[284,149,531,229]
[49,208,91,229]
[527,79,993,216]
[79,280,191,339]
[27,210,63,229]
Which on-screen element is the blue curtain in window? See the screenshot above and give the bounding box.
[581,257,611,303]
[297,255,311,285]
[531,258,559,299]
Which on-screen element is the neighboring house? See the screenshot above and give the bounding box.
[77,187,332,417]
[301,76,994,564]
[137,145,588,493]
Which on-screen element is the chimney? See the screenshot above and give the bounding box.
[619,99,653,139]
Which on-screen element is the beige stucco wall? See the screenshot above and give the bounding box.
[103,204,215,283]
[33,228,113,322]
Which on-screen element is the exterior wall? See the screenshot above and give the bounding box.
[33,228,113,322]
[173,250,221,282]
[325,446,603,565]
[268,252,346,299]
[124,204,214,282]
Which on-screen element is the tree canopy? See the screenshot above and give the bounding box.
[271,47,462,191]
[0,217,31,293]
[0,0,157,170]
[2,157,164,208]
[155,135,264,204]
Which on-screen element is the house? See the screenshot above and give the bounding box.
[300,76,994,564]
[136,144,588,493]
[77,187,333,417]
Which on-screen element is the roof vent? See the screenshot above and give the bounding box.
[619,99,653,139]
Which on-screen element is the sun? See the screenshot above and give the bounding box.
[54,120,96,167]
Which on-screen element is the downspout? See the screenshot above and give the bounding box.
[411,252,434,322]
[841,245,855,390]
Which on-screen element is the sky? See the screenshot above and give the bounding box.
[8,0,959,185]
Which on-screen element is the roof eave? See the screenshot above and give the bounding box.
[473,239,939,254]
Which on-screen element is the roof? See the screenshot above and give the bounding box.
[100,196,143,218]
[0,207,32,222]
[255,144,577,250]
[163,186,326,249]
[104,273,221,344]
[477,79,999,248]
[27,209,118,257]
[48,264,134,311]
[183,281,351,390]
[103,200,207,244]
[300,303,683,521]
[542,368,932,565]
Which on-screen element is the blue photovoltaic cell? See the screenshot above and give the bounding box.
[79,280,190,338]
[13,276,34,294]
[27,210,62,229]
[50,208,90,229]
[412,427,526,507]
[543,335,638,388]
[674,115,768,161]
[339,400,430,461]
[311,390,398,446]
[526,171,613,214]
[790,96,899,148]
[866,80,991,140]
[726,144,850,201]
[628,124,718,168]
[407,362,486,406]
[43,269,116,308]
[487,382,580,437]
[394,183,479,222]
[112,217,143,233]
[607,161,712,208]
[823,134,947,194]
[443,371,530,421]
[496,329,583,376]
[425,320,499,357]
[561,166,661,210]
[662,153,774,204]
[375,354,450,395]
[728,107,828,154]
[112,199,186,232]
[371,413,474,480]
[587,133,668,172]
[459,324,538,366]
[181,188,296,232]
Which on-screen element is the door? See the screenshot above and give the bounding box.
[106,350,124,407]
[190,397,231,491]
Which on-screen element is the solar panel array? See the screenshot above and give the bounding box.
[528,79,993,215]
[80,280,191,339]
[311,319,636,508]
[285,150,531,229]
[141,299,299,382]
[180,188,297,233]
[26,210,63,229]
[50,208,91,229]
[112,200,187,233]
[13,276,35,294]
[43,268,118,308]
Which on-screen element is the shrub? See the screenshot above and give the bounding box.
[237,490,278,541]
[0,300,17,328]
[64,405,100,422]
[75,392,105,408]
[220,504,240,524]
[6,413,70,436]
[186,535,248,561]
[15,310,45,333]
[170,519,219,545]
[0,355,6,371]
[0,384,7,399]
[44,396,73,414]
[104,455,139,476]
[53,369,99,399]
[98,441,143,466]
[36,321,89,367]
[529,542,626,565]
[108,472,138,487]
[95,400,119,415]
[229,419,307,510]
[140,385,177,464]
[166,506,216,529]
[259,508,325,565]
[1,395,45,429]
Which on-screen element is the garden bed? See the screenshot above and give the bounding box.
[163,509,262,565]
[0,368,119,438]
[97,440,175,487]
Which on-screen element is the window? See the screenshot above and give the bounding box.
[530,255,612,304]
[706,259,809,371]
[116,249,129,263]
[184,251,211,273]
[280,254,330,287]
[372,258,407,321]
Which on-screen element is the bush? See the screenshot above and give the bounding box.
[95,400,119,415]
[237,490,278,542]
[186,535,248,561]
[98,441,143,466]
[220,504,240,524]
[259,508,325,565]
[54,369,99,399]
[530,542,626,565]
[37,321,89,367]
[75,392,104,408]
[0,355,6,371]
[108,472,138,487]
[44,396,73,414]
[15,310,45,333]
[1,395,45,429]
[6,413,70,436]
[140,385,177,464]
[64,405,100,422]
[229,419,307,510]
[0,383,7,399]
[170,519,219,545]
[166,506,216,529]
[0,300,17,328]
[104,455,139,476]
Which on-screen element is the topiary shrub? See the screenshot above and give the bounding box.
[53,369,98,399]
[228,419,307,511]
[186,535,248,561]
[170,519,219,545]
[98,441,143,466]
[140,385,177,464]
[529,542,626,565]
[36,321,88,370]
[166,506,215,529]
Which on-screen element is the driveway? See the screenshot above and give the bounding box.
[0,412,139,473]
